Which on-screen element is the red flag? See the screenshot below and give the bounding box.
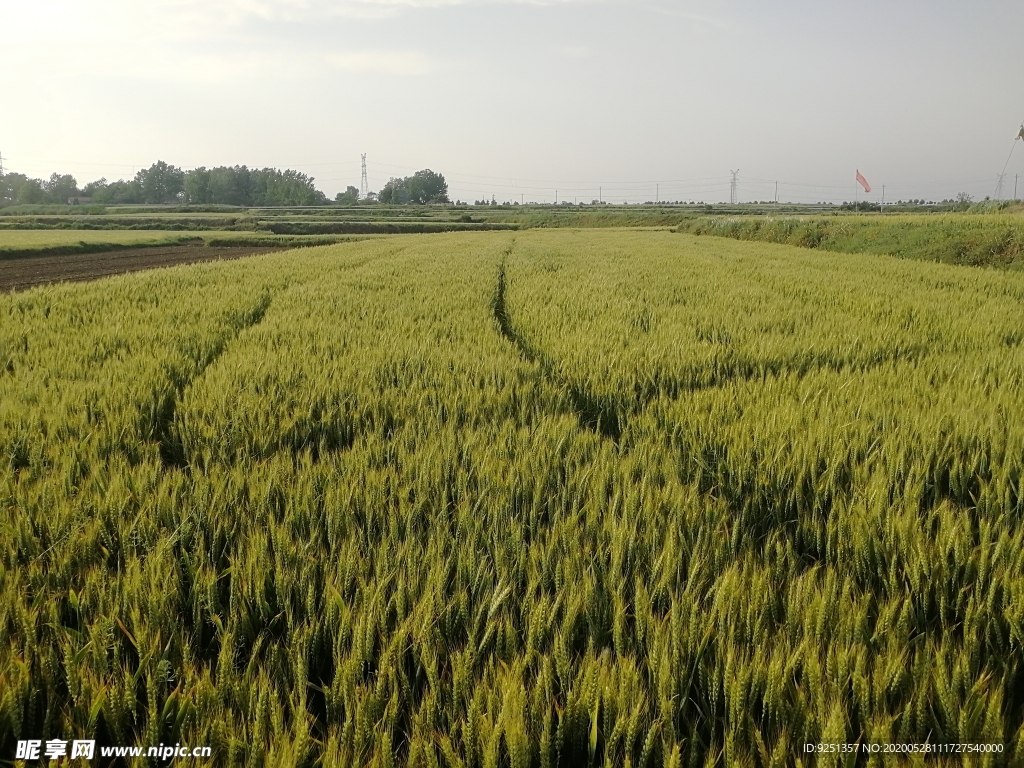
[856,170,871,193]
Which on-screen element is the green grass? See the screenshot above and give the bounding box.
[0,214,517,235]
[0,230,377,259]
[677,212,1024,268]
[0,229,206,249]
[1,230,1023,766]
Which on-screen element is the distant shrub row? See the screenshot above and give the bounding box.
[678,214,1024,268]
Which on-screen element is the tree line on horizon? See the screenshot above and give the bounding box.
[376,169,450,204]
[0,161,449,207]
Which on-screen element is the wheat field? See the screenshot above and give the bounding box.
[1,229,1022,766]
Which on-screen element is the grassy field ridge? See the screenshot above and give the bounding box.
[677,213,1024,268]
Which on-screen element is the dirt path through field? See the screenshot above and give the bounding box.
[0,245,286,292]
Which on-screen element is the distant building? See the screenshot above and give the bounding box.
[67,196,93,205]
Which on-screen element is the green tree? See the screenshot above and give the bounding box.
[253,168,326,206]
[378,170,449,205]
[92,179,142,204]
[43,173,79,204]
[209,166,252,206]
[406,169,449,204]
[0,161,335,208]
[136,161,185,204]
[0,173,45,205]
[377,177,408,204]
[81,178,108,198]
[335,186,361,205]
[184,168,213,204]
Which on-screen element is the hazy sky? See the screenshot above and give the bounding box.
[4,0,1023,203]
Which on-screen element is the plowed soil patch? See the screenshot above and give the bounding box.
[1,245,285,292]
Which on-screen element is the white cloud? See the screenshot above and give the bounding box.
[2,40,437,83]
[2,0,442,82]
[646,3,729,27]
[127,48,438,82]
[90,0,601,30]
[7,0,613,46]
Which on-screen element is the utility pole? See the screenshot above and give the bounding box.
[599,186,602,203]
[881,185,885,206]
[360,154,369,198]
[730,170,739,205]
[774,181,778,205]
[656,183,659,203]
[1016,174,1019,200]
[555,190,558,205]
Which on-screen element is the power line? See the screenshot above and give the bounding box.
[350,160,729,187]
[996,123,1023,199]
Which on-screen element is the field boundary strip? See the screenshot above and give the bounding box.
[492,253,934,448]
[0,236,206,261]
[158,250,386,469]
[676,216,1024,269]
[0,234,378,262]
[156,293,275,469]
[492,244,622,441]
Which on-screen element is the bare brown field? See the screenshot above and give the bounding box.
[0,244,284,291]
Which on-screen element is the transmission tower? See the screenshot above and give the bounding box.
[730,169,739,205]
[995,123,1024,199]
[0,151,5,177]
[360,154,369,198]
